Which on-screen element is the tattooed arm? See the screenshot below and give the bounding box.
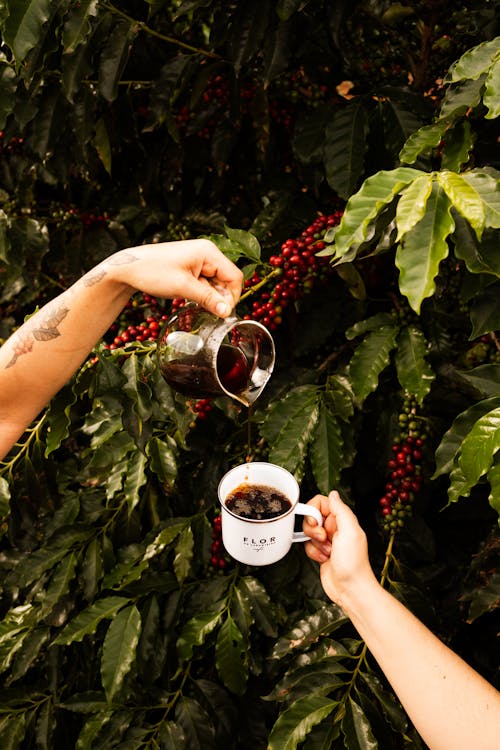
[0,239,243,459]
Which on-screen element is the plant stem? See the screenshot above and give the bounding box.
[100,1,222,60]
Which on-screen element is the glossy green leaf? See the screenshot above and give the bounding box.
[399,120,450,165]
[460,170,500,229]
[101,604,141,703]
[82,537,102,602]
[395,182,454,312]
[292,105,332,165]
[359,671,407,732]
[158,720,186,749]
[458,406,500,485]
[341,696,378,750]
[173,524,194,584]
[39,551,78,619]
[487,457,500,521]
[0,476,11,519]
[176,610,224,662]
[394,325,435,404]
[2,0,52,62]
[433,397,500,478]
[455,365,500,398]
[75,711,113,749]
[0,61,17,129]
[237,576,277,637]
[348,326,399,405]
[324,102,368,200]
[0,712,26,750]
[469,283,500,338]
[345,313,395,340]
[439,77,484,118]
[484,56,500,118]
[271,604,347,659]
[265,657,350,702]
[175,696,215,749]
[144,520,187,560]
[396,173,433,241]
[437,170,486,239]
[267,694,337,750]
[62,0,99,54]
[334,168,420,256]
[52,596,130,646]
[92,118,111,175]
[228,0,271,75]
[223,225,261,262]
[261,385,319,444]
[44,384,77,456]
[215,613,248,695]
[310,401,344,494]
[441,120,475,171]
[122,450,147,514]
[230,584,254,638]
[98,18,135,102]
[447,37,500,82]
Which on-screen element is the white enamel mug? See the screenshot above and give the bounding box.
[218,462,323,566]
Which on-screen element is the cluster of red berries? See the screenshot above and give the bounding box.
[379,396,426,532]
[51,204,109,230]
[243,211,343,329]
[106,293,168,350]
[0,131,24,154]
[210,514,229,572]
[191,398,212,420]
[462,333,500,368]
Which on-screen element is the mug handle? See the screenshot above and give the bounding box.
[292,503,323,543]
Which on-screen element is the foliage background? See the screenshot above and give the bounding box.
[0,1,499,748]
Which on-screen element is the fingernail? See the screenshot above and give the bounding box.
[215,301,228,316]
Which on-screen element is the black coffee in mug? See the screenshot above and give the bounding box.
[224,483,292,520]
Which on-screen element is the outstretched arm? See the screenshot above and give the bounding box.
[304,492,500,750]
[0,239,243,460]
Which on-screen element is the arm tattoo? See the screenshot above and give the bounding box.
[83,251,139,288]
[5,304,70,368]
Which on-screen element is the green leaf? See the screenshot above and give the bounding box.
[261,385,320,476]
[439,77,484,119]
[395,182,454,313]
[92,118,111,175]
[394,325,435,404]
[2,0,53,62]
[39,551,78,619]
[458,406,500,486]
[237,576,277,637]
[437,171,486,239]
[460,170,500,229]
[174,696,215,750]
[487,459,500,521]
[223,225,261,262]
[396,174,433,241]
[292,105,332,165]
[359,671,407,732]
[144,520,187,560]
[0,61,17,129]
[271,604,347,659]
[441,120,475,171]
[455,365,500,398]
[399,119,450,165]
[176,610,224,662]
[484,56,500,119]
[267,694,337,750]
[173,525,194,585]
[447,37,500,82]
[44,384,77,456]
[215,613,248,695]
[341,696,378,750]
[0,476,11,519]
[52,596,130,646]
[324,102,368,200]
[101,604,141,703]
[98,18,135,102]
[227,0,271,75]
[62,0,99,54]
[433,397,500,478]
[146,436,178,484]
[123,450,147,514]
[469,283,500,338]
[0,713,26,749]
[276,0,303,21]
[334,168,420,256]
[265,657,349,703]
[348,327,399,405]
[310,401,344,494]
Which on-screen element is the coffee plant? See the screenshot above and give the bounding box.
[0,2,499,748]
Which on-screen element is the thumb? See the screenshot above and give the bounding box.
[185,280,234,318]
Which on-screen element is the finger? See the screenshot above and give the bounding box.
[304,540,330,564]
